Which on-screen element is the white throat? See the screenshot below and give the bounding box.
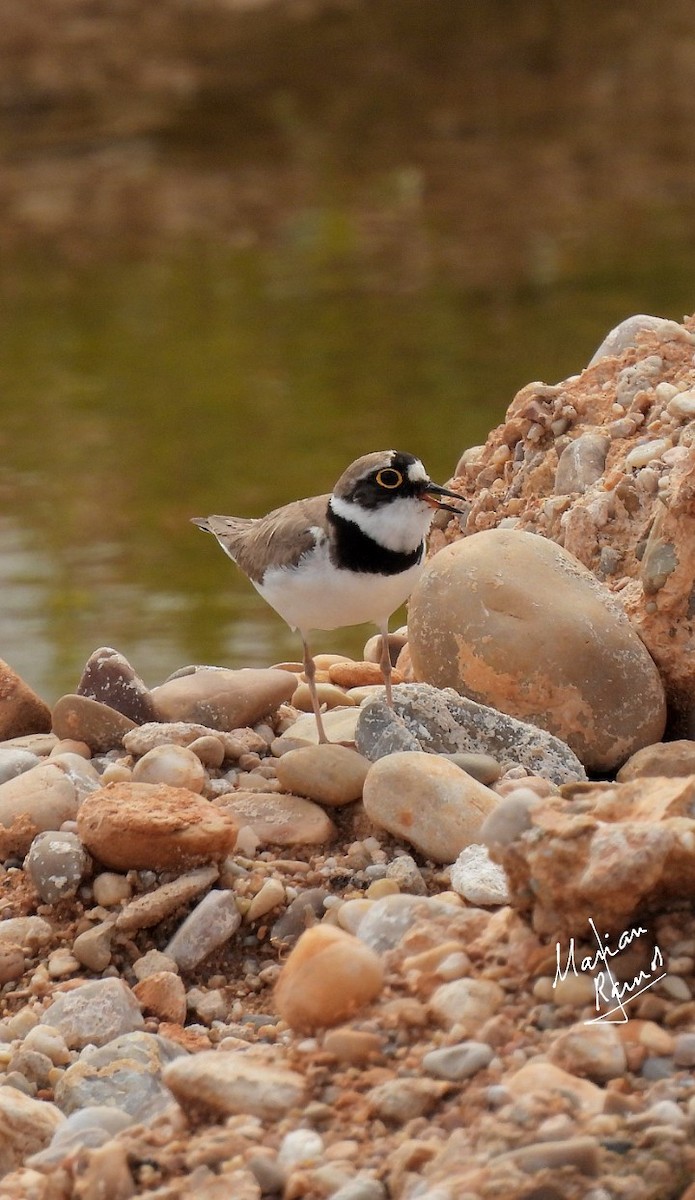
[330,493,434,554]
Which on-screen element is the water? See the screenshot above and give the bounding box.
[2,0,695,700]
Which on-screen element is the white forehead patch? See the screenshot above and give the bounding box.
[406,458,428,484]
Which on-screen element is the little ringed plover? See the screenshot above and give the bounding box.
[192,449,461,743]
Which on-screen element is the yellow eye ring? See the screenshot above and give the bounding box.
[376,468,403,489]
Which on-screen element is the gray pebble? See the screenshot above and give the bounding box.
[165,889,241,971]
[422,1041,493,1081]
[41,978,144,1049]
[673,1033,695,1068]
[331,1179,387,1200]
[554,433,609,495]
[640,1056,675,1081]
[55,1032,184,1120]
[27,1106,135,1168]
[24,831,91,904]
[271,888,329,947]
[0,749,40,785]
[357,894,460,954]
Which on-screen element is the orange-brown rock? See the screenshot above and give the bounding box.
[275,924,385,1032]
[133,971,187,1024]
[328,660,404,690]
[489,775,695,935]
[0,660,51,740]
[408,529,666,772]
[77,782,237,871]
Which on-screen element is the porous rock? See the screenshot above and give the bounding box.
[363,751,498,863]
[491,774,695,935]
[150,666,296,729]
[77,781,237,870]
[0,660,52,741]
[408,530,665,772]
[0,1087,64,1177]
[356,685,586,786]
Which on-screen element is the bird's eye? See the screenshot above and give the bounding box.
[375,468,403,489]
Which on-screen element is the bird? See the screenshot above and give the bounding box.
[192,449,462,743]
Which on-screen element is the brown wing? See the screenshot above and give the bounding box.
[192,494,331,584]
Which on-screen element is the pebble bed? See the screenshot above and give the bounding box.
[3,315,695,1198]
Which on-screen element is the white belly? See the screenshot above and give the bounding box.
[257,551,424,634]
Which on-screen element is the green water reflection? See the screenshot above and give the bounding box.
[2,239,695,700]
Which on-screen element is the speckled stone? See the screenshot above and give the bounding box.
[76,646,157,723]
[40,979,145,1050]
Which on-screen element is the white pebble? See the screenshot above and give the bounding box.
[277,1129,324,1173]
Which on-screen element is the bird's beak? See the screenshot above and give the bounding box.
[422,481,463,514]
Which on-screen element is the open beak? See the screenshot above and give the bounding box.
[422,480,464,514]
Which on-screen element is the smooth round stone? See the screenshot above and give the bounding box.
[549,1023,627,1082]
[0,1087,65,1176]
[26,1106,134,1169]
[275,744,369,807]
[163,1052,307,1120]
[92,871,133,907]
[224,792,336,847]
[408,529,666,772]
[24,830,91,904]
[41,979,145,1050]
[449,843,510,906]
[77,782,237,871]
[132,744,206,792]
[52,694,137,754]
[0,763,79,854]
[76,646,157,723]
[363,631,409,667]
[0,748,40,784]
[429,978,505,1034]
[0,660,52,741]
[422,1041,494,1081]
[328,662,403,690]
[617,739,695,782]
[363,751,498,863]
[275,924,385,1032]
[187,735,226,768]
[150,667,296,730]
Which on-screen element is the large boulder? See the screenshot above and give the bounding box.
[408,529,665,772]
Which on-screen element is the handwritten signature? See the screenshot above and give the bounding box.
[554,918,666,1023]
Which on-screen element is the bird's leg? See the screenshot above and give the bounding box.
[378,620,394,707]
[301,634,329,744]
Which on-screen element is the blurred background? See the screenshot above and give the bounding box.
[2,0,695,698]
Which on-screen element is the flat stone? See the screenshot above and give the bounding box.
[77,782,237,871]
[274,744,370,807]
[278,708,360,746]
[123,722,267,758]
[224,791,336,846]
[407,530,666,772]
[163,1052,307,1120]
[422,1041,494,1081]
[115,865,220,933]
[356,686,586,786]
[150,667,296,730]
[0,660,52,741]
[275,924,385,1033]
[54,1032,184,1119]
[76,646,157,723]
[505,1060,605,1114]
[0,763,78,857]
[164,890,241,971]
[40,979,145,1049]
[363,751,498,863]
[52,694,137,753]
[0,1087,64,1176]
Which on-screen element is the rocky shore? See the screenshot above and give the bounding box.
[3,316,695,1198]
